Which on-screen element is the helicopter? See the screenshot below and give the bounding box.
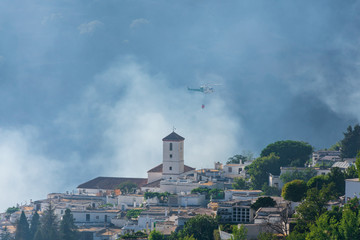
[187,84,219,94]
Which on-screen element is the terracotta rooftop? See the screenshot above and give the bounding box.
[77,177,148,190]
[147,164,195,173]
[162,131,185,141]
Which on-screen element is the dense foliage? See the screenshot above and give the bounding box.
[190,187,224,199]
[282,180,307,202]
[260,140,313,167]
[144,192,170,203]
[232,177,249,190]
[15,206,78,240]
[280,168,317,184]
[246,153,280,189]
[6,206,20,215]
[119,231,147,239]
[341,124,360,158]
[126,209,144,219]
[117,181,138,194]
[179,214,218,240]
[148,230,165,240]
[226,153,253,164]
[251,197,276,211]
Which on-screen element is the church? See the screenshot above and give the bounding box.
[77,131,198,195]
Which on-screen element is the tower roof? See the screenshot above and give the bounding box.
[162,131,185,141]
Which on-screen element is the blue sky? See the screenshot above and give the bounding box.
[0,0,359,210]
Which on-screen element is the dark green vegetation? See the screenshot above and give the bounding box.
[341,124,360,158]
[260,140,313,167]
[190,187,224,199]
[125,209,144,219]
[144,192,170,203]
[282,180,307,202]
[117,181,138,194]
[232,177,249,190]
[119,231,148,239]
[6,207,20,215]
[280,168,317,184]
[15,205,78,240]
[251,197,276,211]
[226,153,253,164]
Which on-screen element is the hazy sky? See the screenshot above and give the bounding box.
[0,0,359,210]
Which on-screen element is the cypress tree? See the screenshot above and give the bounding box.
[30,211,40,240]
[40,203,59,240]
[15,211,30,240]
[59,209,78,240]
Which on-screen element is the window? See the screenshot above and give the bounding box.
[170,143,173,151]
[228,167,232,173]
[86,214,90,222]
[169,166,172,170]
[170,154,172,158]
[105,215,108,223]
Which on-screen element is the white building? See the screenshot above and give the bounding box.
[345,178,360,203]
[142,132,196,193]
[224,190,262,201]
[55,208,120,226]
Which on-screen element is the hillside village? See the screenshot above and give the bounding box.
[1,128,360,240]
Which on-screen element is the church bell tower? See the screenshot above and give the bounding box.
[162,131,185,180]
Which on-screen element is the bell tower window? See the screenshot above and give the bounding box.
[169,143,173,151]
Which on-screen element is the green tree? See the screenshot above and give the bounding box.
[338,207,360,240]
[341,124,360,158]
[345,164,358,179]
[251,197,276,211]
[126,209,144,219]
[260,140,313,167]
[148,230,165,240]
[226,152,254,164]
[307,175,329,190]
[232,178,248,190]
[39,203,59,240]
[180,215,218,240]
[296,184,335,223]
[327,167,345,197]
[15,211,30,240]
[282,180,307,202]
[6,206,20,215]
[356,152,360,178]
[231,224,247,240]
[179,236,196,240]
[209,189,224,200]
[59,209,78,240]
[306,212,341,240]
[246,153,280,189]
[280,168,317,184]
[261,184,281,196]
[257,232,278,240]
[117,181,138,194]
[30,211,40,240]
